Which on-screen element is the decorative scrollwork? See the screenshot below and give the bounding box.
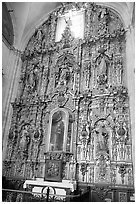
[44,152,73,163]
[93,185,110,200]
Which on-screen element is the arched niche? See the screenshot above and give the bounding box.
[47,108,74,153]
[94,118,114,160]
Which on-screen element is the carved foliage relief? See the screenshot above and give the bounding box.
[3,2,133,188]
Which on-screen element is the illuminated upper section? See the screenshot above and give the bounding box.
[55,9,84,42]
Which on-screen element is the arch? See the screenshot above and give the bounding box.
[96,2,129,28]
[20,3,131,52]
[47,108,73,152]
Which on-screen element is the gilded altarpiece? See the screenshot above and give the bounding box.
[3,2,134,201]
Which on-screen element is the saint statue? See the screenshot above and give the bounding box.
[98,57,108,85]
[36,28,43,41]
[19,124,30,157]
[27,63,39,92]
[96,123,109,154]
[50,111,64,151]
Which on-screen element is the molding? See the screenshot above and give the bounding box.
[77,182,134,190]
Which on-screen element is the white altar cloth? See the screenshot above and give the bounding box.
[23,179,76,192]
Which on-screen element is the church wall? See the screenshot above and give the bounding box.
[125,26,135,174]
[2,42,12,111]
[2,41,22,160]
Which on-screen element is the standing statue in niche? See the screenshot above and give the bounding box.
[56,66,70,88]
[19,124,30,158]
[95,48,110,86]
[27,62,39,93]
[50,111,64,151]
[36,28,43,41]
[95,122,109,154]
[97,57,108,85]
[97,8,109,36]
[55,121,64,150]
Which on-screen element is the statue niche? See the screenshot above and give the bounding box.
[95,120,109,155]
[19,124,31,159]
[49,111,65,151]
[95,48,110,86]
[55,53,75,89]
[55,65,70,87]
[25,61,40,94]
[98,57,108,85]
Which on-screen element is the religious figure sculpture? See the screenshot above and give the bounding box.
[50,111,64,151]
[95,123,109,154]
[94,47,111,86]
[56,65,70,88]
[97,56,108,85]
[36,28,43,41]
[26,63,39,93]
[19,124,30,158]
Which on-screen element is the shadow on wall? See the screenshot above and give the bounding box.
[2,2,14,46]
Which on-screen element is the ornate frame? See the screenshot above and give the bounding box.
[47,108,73,152]
[44,159,62,182]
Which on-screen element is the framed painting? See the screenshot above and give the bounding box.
[44,160,62,182]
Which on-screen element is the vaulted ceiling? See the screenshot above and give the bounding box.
[5,2,61,49]
[4,2,134,51]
